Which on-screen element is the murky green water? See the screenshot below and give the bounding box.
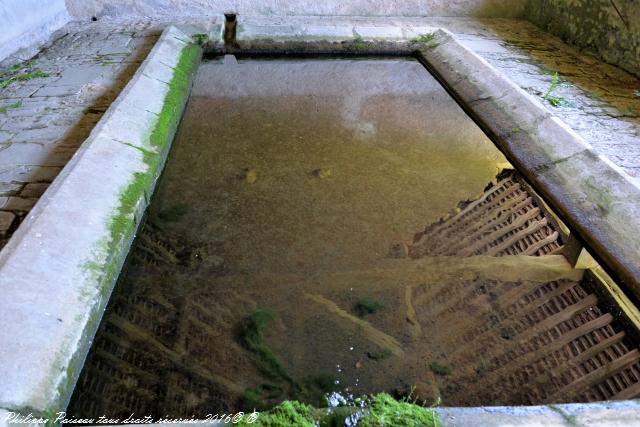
[70,58,516,416]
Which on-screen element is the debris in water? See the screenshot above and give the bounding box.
[365,349,392,360]
[388,242,409,258]
[311,168,332,178]
[429,361,452,376]
[354,297,383,316]
[304,293,403,355]
[241,168,258,184]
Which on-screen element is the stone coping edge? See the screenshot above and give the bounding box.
[416,29,640,303]
[0,25,206,415]
[437,399,640,426]
[3,399,638,427]
[1,18,638,426]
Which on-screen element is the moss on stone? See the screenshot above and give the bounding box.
[0,69,49,89]
[238,400,316,427]
[547,404,578,426]
[411,33,437,43]
[237,393,441,427]
[192,33,209,45]
[59,40,201,415]
[106,42,200,264]
[0,100,22,113]
[358,393,441,427]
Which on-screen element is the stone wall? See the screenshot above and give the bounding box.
[525,0,640,77]
[64,0,527,18]
[0,0,69,62]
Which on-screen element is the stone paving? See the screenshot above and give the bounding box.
[0,16,638,249]
[0,19,162,246]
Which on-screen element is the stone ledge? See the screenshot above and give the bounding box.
[0,16,637,423]
[0,24,206,414]
[437,400,640,426]
[416,29,640,301]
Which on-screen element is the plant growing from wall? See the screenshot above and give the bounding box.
[411,33,436,43]
[542,72,571,107]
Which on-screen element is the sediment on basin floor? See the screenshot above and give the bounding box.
[67,59,640,417]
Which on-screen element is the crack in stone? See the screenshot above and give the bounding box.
[532,149,589,173]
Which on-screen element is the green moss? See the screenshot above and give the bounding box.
[242,383,284,412]
[355,297,383,316]
[0,100,22,113]
[106,43,200,257]
[96,56,118,66]
[237,393,441,427]
[350,36,368,50]
[547,404,578,426]
[358,393,441,427]
[366,349,392,360]
[299,374,340,407]
[240,309,292,382]
[42,408,61,427]
[68,42,200,413]
[238,400,316,427]
[192,33,209,45]
[428,361,452,376]
[411,32,440,48]
[8,61,30,72]
[0,69,49,89]
[411,33,436,43]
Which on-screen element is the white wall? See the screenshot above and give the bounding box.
[0,0,528,63]
[64,0,527,18]
[0,0,70,62]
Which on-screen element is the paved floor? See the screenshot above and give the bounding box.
[0,16,638,249]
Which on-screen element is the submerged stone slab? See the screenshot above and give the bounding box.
[0,25,202,414]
